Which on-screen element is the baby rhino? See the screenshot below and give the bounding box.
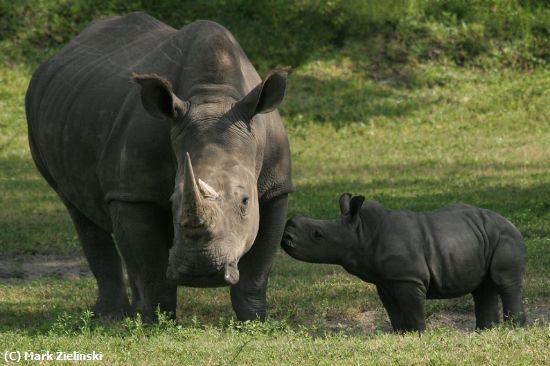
[281,194,526,332]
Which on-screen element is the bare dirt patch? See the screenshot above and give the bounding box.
[325,304,550,335]
[0,253,91,283]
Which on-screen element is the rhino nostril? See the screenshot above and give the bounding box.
[281,234,294,248]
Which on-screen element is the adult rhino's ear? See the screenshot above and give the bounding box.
[349,196,365,221]
[131,73,189,120]
[235,68,289,119]
[339,193,352,215]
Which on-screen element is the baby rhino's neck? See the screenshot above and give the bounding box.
[341,248,378,283]
[340,202,386,283]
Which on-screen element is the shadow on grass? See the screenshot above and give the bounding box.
[0,306,80,335]
[0,277,96,334]
[281,73,430,128]
[289,161,550,219]
[0,1,350,71]
[0,156,77,254]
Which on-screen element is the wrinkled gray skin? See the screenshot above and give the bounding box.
[26,12,293,321]
[282,194,526,332]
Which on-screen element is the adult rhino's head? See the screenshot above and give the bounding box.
[281,193,365,264]
[132,69,288,287]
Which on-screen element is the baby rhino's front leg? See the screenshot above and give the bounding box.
[376,282,427,332]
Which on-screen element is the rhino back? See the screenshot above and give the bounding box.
[26,12,183,231]
[366,204,498,296]
[419,206,497,297]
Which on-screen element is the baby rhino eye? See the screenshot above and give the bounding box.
[313,229,323,240]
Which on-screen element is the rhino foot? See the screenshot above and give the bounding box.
[92,297,132,320]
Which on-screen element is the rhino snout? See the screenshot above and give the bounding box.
[223,261,239,285]
[281,233,295,249]
[166,257,240,287]
[282,215,305,244]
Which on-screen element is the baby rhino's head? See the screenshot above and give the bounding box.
[281,193,365,264]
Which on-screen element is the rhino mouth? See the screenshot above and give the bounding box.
[281,233,312,262]
[166,260,239,288]
[281,233,295,249]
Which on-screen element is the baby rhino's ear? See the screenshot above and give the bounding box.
[349,196,365,221]
[339,193,352,214]
[339,193,365,222]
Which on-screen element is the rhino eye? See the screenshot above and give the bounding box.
[239,195,249,216]
[313,229,323,240]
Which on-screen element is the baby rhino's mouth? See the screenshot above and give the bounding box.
[281,233,295,249]
[281,232,312,263]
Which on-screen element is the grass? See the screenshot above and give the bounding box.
[2,0,550,70]
[1,3,550,364]
[1,320,549,365]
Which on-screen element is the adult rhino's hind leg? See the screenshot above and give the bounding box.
[66,204,131,318]
[472,281,500,329]
[110,201,176,321]
[230,195,288,321]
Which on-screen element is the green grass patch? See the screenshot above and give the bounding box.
[2,0,550,70]
[0,312,549,365]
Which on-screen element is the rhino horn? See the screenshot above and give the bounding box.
[183,153,204,216]
[182,153,219,223]
[198,178,220,199]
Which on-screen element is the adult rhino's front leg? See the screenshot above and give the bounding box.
[110,201,177,320]
[230,194,288,321]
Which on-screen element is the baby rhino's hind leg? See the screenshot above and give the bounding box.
[472,281,500,329]
[490,229,527,326]
[498,285,526,325]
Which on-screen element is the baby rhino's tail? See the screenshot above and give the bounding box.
[488,213,526,325]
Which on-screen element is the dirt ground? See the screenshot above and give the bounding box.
[327,300,550,335]
[0,253,92,281]
[330,304,550,335]
[1,253,548,334]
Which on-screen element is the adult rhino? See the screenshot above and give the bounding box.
[26,12,293,321]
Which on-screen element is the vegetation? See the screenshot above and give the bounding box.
[1,315,549,365]
[1,1,549,364]
[2,0,550,70]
